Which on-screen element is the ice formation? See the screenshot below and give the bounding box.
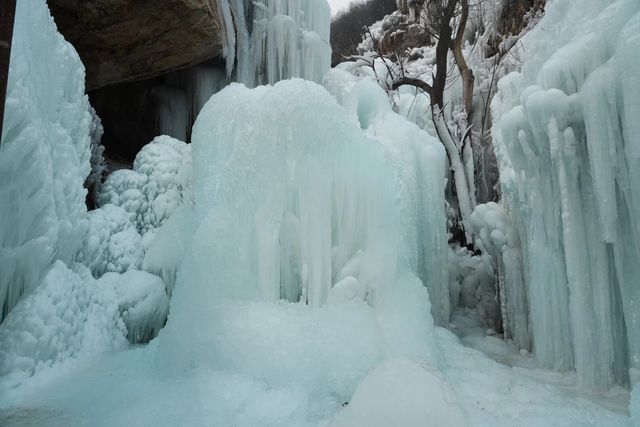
[98,135,191,240]
[155,0,332,141]
[79,204,145,277]
[492,0,640,388]
[632,386,640,426]
[157,79,442,376]
[0,0,94,320]
[470,202,530,351]
[0,262,127,392]
[96,270,169,344]
[324,69,450,325]
[329,357,466,427]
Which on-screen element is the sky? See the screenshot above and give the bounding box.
[327,0,353,15]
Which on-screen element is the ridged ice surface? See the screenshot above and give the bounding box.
[492,0,640,387]
[0,0,93,320]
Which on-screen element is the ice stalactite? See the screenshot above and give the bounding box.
[492,0,640,388]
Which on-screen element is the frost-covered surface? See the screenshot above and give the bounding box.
[98,135,191,239]
[78,204,144,277]
[0,262,126,392]
[96,271,168,344]
[0,0,93,319]
[492,0,640,387]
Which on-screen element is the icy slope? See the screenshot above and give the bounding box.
[492,0,640,388]
[0,0,95,319]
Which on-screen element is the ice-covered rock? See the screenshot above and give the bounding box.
[0,0,94,320]
[97,270,169,344]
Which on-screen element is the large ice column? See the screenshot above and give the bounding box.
[157,80,441,374]
[0,0,94,319]
[492,0,640,387]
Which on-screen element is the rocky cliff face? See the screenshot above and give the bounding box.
[48,0,225,90]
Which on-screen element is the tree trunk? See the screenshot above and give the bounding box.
[433,106,473,244]
[0,0,16,145]
[452,0,476,209]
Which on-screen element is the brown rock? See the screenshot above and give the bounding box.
[48,0,225,90]
[380,24,431,56]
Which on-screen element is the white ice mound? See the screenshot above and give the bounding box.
[98,135,191,238]
[329,357,466,427]
[97,270,168,344]
[0,261,127,391]
[156,79,441,391]
[0,0,94,319]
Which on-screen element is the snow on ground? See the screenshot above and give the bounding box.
[0,327,631,427]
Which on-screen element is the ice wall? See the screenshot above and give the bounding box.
[492,0,640,388]
[0,0,94,319]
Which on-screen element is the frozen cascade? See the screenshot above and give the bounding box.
[154,0,331,141]
[492,0,640,388]
[0,0,94,319]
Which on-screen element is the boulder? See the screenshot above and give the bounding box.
[48,0,225,90]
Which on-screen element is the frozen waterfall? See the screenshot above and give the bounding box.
[492,0,640,388]
[155,0,332,141]
[155,78,446,375]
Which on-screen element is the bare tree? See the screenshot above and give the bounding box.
[381,0,476,244]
